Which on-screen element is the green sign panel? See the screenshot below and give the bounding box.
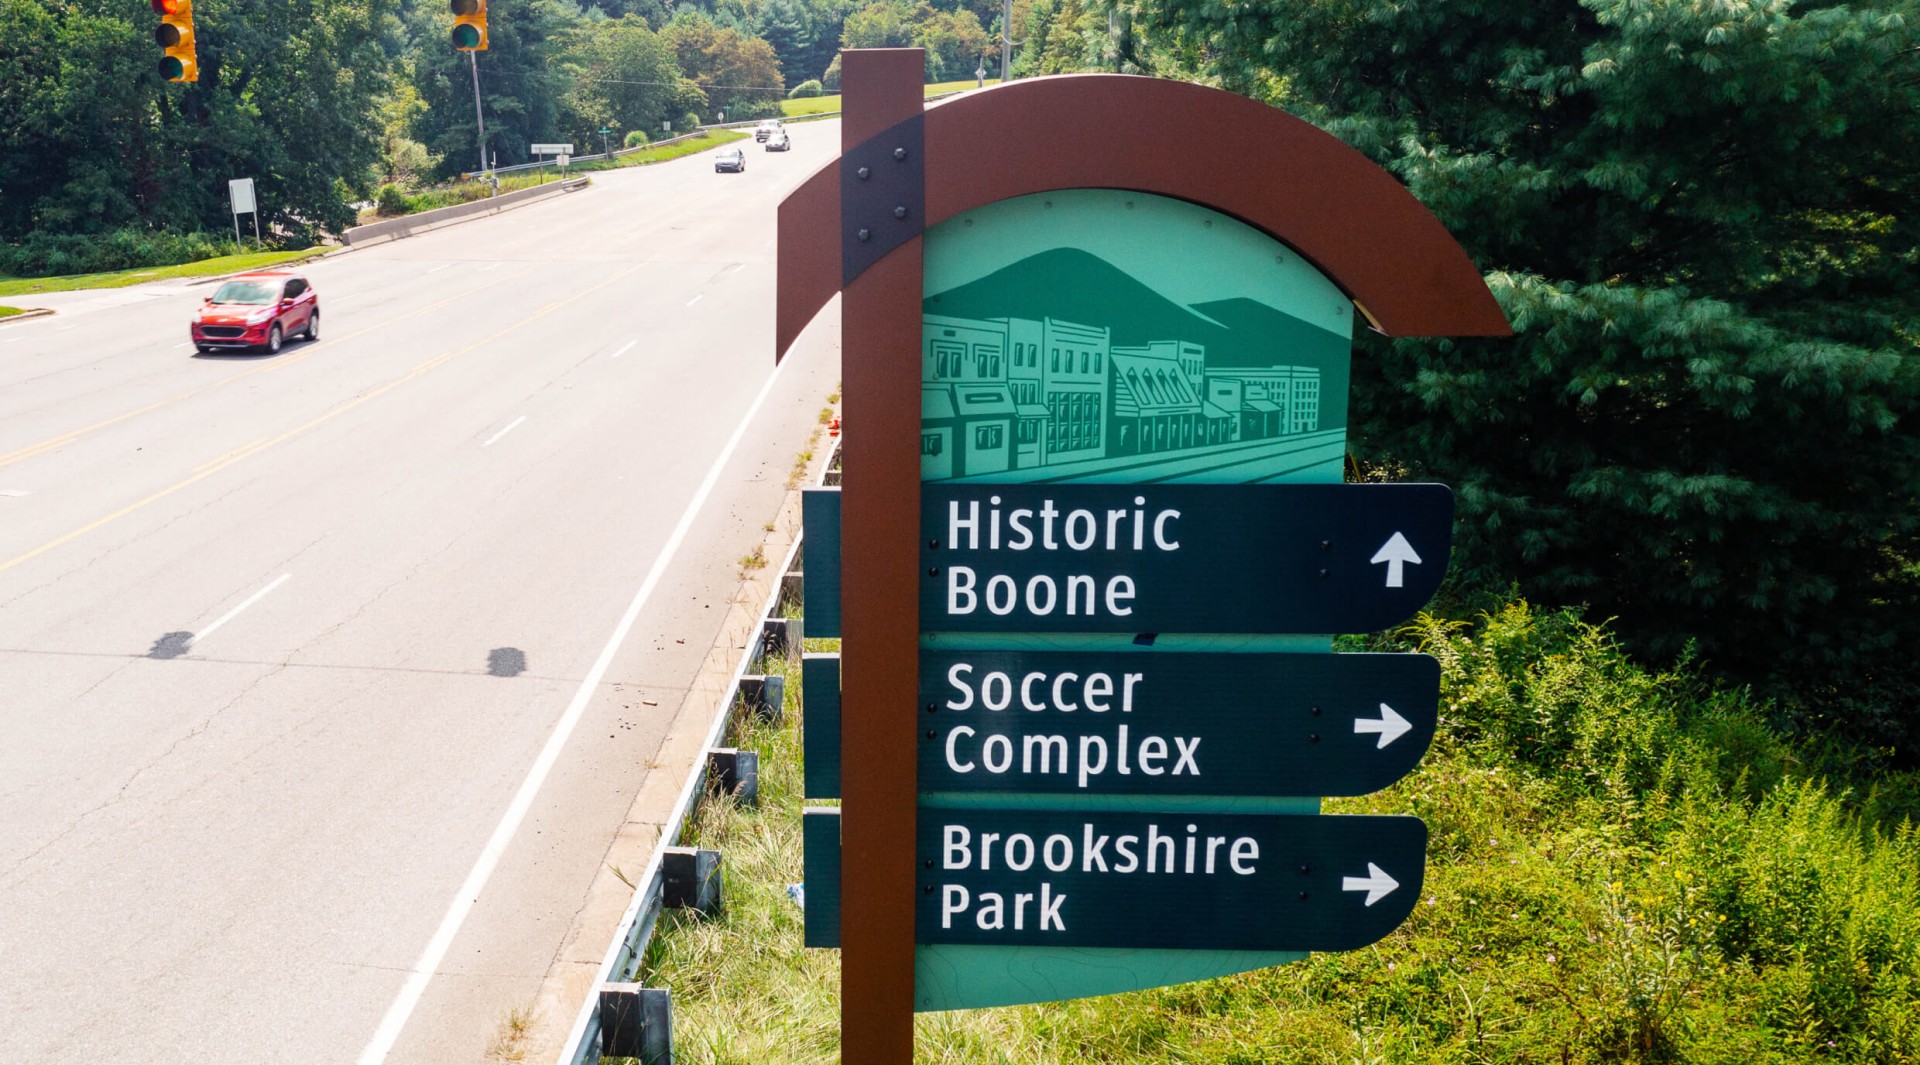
[891,188,1429,1011]
[918,650,1439,796]
[916,809,1426,952]
[920,482,1453,634]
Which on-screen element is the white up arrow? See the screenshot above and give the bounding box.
[1341,863,1401,907]
[1353,703,1413,748]
[1369,532,1422,588]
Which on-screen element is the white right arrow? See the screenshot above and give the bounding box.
[1369,532,1422,588]
[1353,703,1413,748]
[1341,863,1401,907]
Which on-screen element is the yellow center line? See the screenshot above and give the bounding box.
[0,264,643,578]
[0,266,543,473]
[193,436,272,473]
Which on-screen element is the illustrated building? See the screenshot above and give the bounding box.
[922,310,1322,478]
[923,314,1110,478]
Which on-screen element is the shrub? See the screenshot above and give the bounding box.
[0,227,246,279]
[374,183,408,217]
[623,130,650,149]
[787,79,824,99]
[678,111,701,134]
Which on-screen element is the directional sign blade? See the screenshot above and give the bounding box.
[920,483,1453,635]
[917,810,1426,952]
[918,650,1440,796]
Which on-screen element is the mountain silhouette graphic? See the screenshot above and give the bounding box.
[925,248,1348,374]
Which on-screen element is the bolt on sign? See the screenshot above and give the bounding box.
[776,52,1511,1061]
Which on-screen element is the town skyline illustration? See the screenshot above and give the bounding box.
[920,248,1353,484]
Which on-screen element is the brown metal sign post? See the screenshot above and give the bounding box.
[778,55,1510,1062]
[835,49,926,1065]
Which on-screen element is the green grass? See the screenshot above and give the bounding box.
[0,305,27,318]
[780,78,1001,117]
[0,248,323,298]
[632,599,1920,1064]
[366,131,752,224]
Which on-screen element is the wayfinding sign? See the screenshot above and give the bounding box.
[919,809,1426,952]
[921,483,1454,634]
[919,650,1440,796]
[772,55,1511,1062]
[530,142,573,155]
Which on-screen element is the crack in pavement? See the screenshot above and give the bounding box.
[0,658,291,890]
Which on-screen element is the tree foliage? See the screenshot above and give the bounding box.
[0,0,395,244]
[1139,0,1920,745]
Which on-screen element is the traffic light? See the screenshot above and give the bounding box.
[450,0,488,51]
[152,0,197,83]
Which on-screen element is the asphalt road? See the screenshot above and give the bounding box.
[0,123,841,1063]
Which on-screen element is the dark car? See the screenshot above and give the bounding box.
[765,130,791,152]
[755,119,783,143]
[191,271,319,354]
[715,147,746,173]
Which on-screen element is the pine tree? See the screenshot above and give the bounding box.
[1136,0,1920,747]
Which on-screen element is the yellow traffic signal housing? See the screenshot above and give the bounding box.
[450,0,488,51]
[152,0,197,82]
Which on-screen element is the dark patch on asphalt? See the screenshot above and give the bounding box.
[487,647,527,677]
[148,632,193,659]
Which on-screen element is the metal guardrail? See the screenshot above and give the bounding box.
[552,438,832,1064]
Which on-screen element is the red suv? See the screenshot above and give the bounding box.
[191,271,319,354]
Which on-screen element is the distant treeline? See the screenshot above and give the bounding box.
[0,0,1088,257]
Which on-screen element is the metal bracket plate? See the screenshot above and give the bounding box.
[841,112,926,287]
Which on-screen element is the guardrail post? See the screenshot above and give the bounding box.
[760,617,801,662]
[737,674,785,723]
[779,570,804,613]
[599,983,672,1063]
[661,846,723,913]
[707,747,759,807]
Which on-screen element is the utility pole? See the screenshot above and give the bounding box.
[468,49,488,178]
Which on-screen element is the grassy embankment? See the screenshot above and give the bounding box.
[363,130,751,224]
[627,599,1920,1064]
[0,248,322,299]
[780,78,1002,118]
[0,305,28,317]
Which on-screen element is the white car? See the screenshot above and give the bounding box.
[755,119,783,143]
[765,131,791,152]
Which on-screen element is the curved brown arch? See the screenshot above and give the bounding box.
[776,73,1511,359]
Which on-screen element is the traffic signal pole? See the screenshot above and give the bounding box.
[468,49,487,178]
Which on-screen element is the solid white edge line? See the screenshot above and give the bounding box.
[609,340,638,360]
[686,294,702,306]
[355,357,791,1065]
[183,572,291,649]
[481,415,528,448]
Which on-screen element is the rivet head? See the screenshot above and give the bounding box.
[894,206,908,219]
[1320,539,1332,551]
[1298,891,1309,900]
[1318,568,1331,579]
[1310,706,1322,717]
[926,729,937,740]
[894,147,908,159]
[928,539,940,550]
[1299,864,1311,875]
[1309,733,1320,743]
[924,859,934,869]
[857,228,871,242]
[924,885,935,894]
[857,166,871,179]
[926,703,938,714]
[928,566,940,576]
